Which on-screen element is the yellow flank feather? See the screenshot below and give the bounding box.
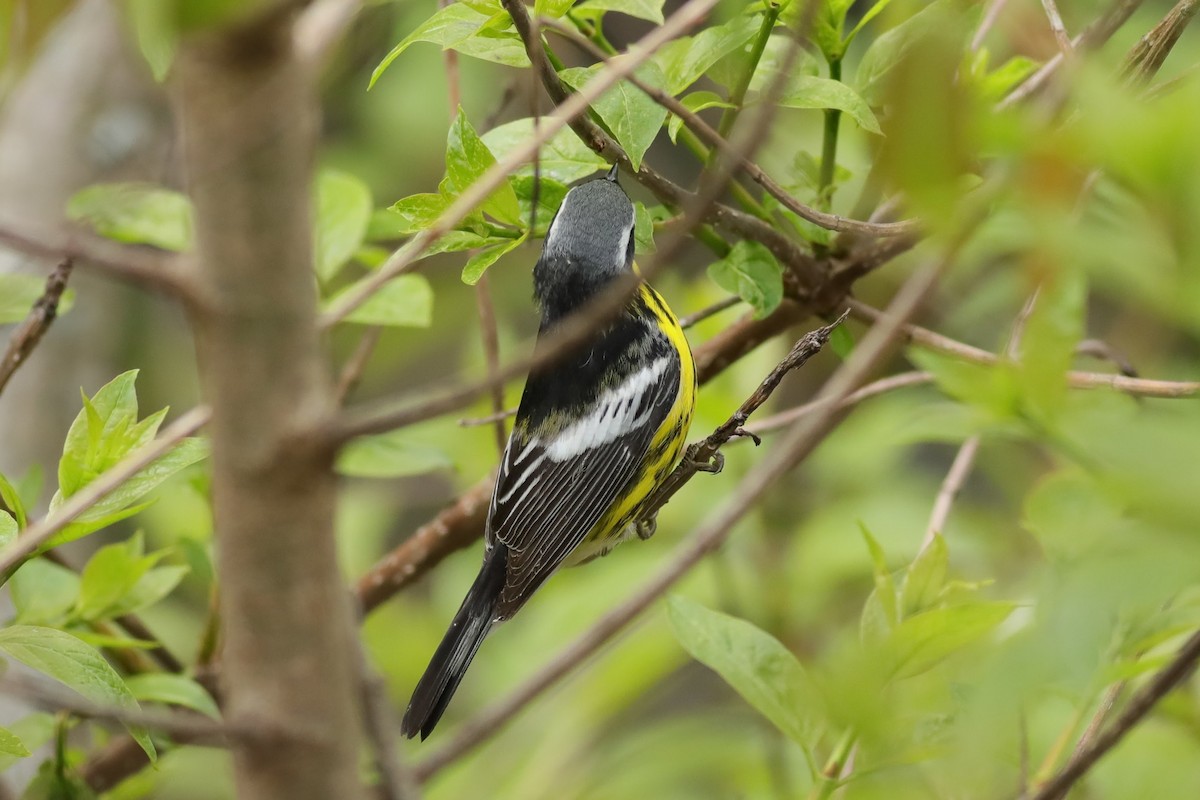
[567,282,697,564]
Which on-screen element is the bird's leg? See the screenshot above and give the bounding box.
[688,449,724,475]
[730,427,762,446]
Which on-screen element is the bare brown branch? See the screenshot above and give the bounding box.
[0,258,73,397]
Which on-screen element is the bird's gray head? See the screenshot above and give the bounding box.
[537,170,633,291]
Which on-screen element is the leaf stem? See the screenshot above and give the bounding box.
[713,3,783,151]
[808,728,857,800]
[817,58,843,211]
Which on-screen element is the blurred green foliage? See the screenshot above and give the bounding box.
[1,0,1200,798]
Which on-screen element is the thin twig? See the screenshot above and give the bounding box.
[1121,0,1200,84]
[319,0,722,327]
[459,407,517,428]
[1040,0,1075,55]
[680,295,743,329]
[971,0,1012,52]
[414,257,952,780]
[0,220,191,298]
[922,435,981,550]
[746,371,933,435]
[293,0,364,65]
[539,16,919,238]
[335,326,384,406]
[847,300,1200,399]
[1027,628,1200,800]
[0,406,211,579]
[0,673,256,745]
[0,258,73,396]
[355,635,419,800]
[998,0,1145,109]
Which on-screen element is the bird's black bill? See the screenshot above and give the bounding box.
[605,163,620,183]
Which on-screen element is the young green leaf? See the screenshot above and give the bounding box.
[0,714,53,772]
[666,90,734,143]
[633,202,664,254]
[854,0,950,104]
[706,240,783,318]
[510,176,569,236]
[0,626,155,761]
[0,726,29,758]
[124,674,220,720]
[843,0,895,47]
[57,371,143,499]
[445,108,522,225]
[336,431,454,478]
[560,62,668,171]
[828,324,855,359]
[482,118,608,184]
[576,0,665,24]
[314,169,373,283]
[667,596,818,748]
[1014,267,1086,424]
[535,0,576,17]
[66,183,193,251]
[388,193,452,236]
[323,274,434,328]
[128,0,176,80]
[462,233,528,285]
[778,77,881,134]
[655,13,761,95]
[887,601,1014,679]
[110,565,189,617]
[0,274,77,325]
[900,534,948,617]
[859,522,898,627]
[74,536,158,622]
[370,3,529,87]
[809,0,855,62]
[0,512,15,548]
[10,559,81,626]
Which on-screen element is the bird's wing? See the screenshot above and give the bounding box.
[488,351,680,616]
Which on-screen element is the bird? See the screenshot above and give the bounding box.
[400,165,697,740]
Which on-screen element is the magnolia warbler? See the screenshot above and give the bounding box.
[401,166,697,739]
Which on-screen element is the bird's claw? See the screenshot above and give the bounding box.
[732,427,762,446]
[691,451,724,475]
[635,517,657,540]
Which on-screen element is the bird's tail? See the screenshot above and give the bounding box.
[401,550,506,740]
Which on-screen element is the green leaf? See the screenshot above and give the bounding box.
[57,371,142,499]
[48,504,151,551]
[128,0,176,81]
[829,324,855,359]
[0,512,15,549]
[907,349,1019,421]
[124,674,220,720]
[10,559,80,626]
[1014,268,1086,424]
[633,202,663,254]
[445,108,522,225]
[900,534,948,617]
[666,90,734,143]
[370,3,529,86]
[576,0,665,24]
[74,536,156,621]
[887,601,1014,679]
[314,169,373,283]
[809,0,854,62]
[560,62,668,171]
[511,176,568,236]
[705,240,782,318]
[462,233,527,285]
[54,437,209,528]
[977,55,1038,101]
[324,274,434,328]
[111,565,189,617]
[778,76,881,134]
[0,626,155,761]
[0,470,29,528]
[655,14,761,95]
[0,726,29,758]
[859,522,898,627]
[388,193,451,236]
[0,714,52,771]
[843,0,895,46]
[854,0,950,105]
[0,274,76,325]
[336,430,454,479]
[667,596,817,748]
[66,183,192,251]
[535,0,576,17]
[482,119,608,184]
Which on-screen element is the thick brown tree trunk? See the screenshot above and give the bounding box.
[175,10,364,800]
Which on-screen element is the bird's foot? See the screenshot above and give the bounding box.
[635,517,658,541]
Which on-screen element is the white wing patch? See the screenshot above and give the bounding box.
[544,356,672,462]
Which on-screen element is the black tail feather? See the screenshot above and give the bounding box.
[401,548,507,740]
